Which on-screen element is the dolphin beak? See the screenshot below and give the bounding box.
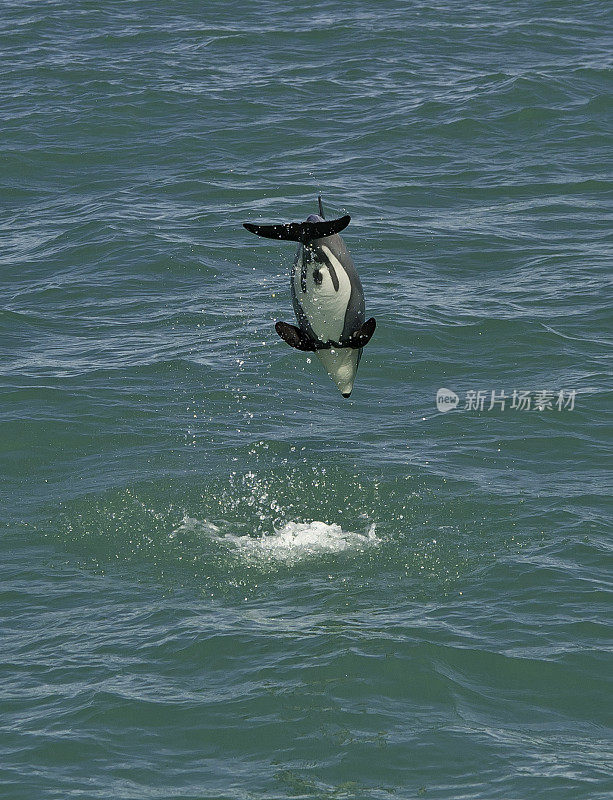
[316,348,360,398]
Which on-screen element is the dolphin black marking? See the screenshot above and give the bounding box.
[300,248,308,293]
[243,196,376,397]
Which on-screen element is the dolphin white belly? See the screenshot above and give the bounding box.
[293,245,352,343]
[316,346,361,397]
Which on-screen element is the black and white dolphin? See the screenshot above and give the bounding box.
[244,197,375,397]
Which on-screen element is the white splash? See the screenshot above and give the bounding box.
[227,520,378,561]
[172,516,378,563]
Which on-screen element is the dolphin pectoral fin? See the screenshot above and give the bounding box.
[349,317,376,348]
[275,321,316,352]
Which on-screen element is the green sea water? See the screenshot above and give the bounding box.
[1,1,612,798]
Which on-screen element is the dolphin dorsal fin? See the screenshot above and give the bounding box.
[318,195,325,218]
[243,215,350,243]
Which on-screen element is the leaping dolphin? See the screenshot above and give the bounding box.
[244,197,375,397]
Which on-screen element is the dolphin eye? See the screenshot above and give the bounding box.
[313,269,323,286]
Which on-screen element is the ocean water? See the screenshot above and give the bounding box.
[1,1,612,798]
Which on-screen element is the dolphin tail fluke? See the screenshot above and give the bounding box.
[243,215,350,243]
[318,195,325,218]
[348,317,376,348]
[275,321,316,352]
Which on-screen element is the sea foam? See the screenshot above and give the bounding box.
[173,516,378,563]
